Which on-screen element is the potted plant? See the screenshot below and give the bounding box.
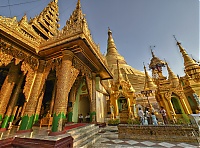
[127,118,140,125]
[108,118,120,126]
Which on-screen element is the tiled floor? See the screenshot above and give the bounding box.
[0,125,199,148]
[92,126,200,148]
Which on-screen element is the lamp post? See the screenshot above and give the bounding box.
[141,89,152,107]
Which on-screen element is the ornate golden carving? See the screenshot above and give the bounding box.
[54,51,80,115]
[0,16,41,47]
[0,62,20,117]
[86,75,92,101]
[73,57,92,78]
[0,39,39,69]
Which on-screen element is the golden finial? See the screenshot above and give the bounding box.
[173,35,181,45]
[108,27,112,35]
[143,62,146,69]
[76,0,81,9]
[150,46,155,58]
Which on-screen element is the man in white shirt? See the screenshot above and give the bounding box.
[138,108,144,125]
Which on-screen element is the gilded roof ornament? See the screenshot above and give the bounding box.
[174,35,198,68]
[106,28,127,65]
[143,62,156,90]
[30,0,59,39]
[165,61,179,87]
[149,49,165,70]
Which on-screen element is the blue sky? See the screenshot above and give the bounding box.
[0,0,199,77]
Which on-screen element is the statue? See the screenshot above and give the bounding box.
[110,105,114,119]
[122,100,128,110]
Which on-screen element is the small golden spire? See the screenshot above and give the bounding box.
[76,0,81,9]
[150,46,156,58]
[165,61,179,87]
[174,36,198,73]
[143,62,156,90]
[106,28,127,65]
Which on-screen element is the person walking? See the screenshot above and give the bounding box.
[159,106,168,125]
[138,108,144,125]
[151,112,158,125]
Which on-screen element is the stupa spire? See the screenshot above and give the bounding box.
[150,46,156,58]
[106,28,127,65]
[173,35,199,78]
[166,62,179,87]
[174,36,197,68]
[143,63,157,90]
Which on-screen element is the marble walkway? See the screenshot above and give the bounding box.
[92,126,200,148]
[0,125,199,148]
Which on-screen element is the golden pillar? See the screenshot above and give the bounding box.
[1,73,24,129]
[0,61,20,121]
[179,97,191,114]
[167,100,176,120]
[90,73,96,122]
[51,50,79,132]
[19,60,45,131]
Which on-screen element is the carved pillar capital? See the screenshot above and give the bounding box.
[62,50,74,61]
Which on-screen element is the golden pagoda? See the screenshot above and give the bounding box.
[148,47,198,122]
[103,28,150,122]
[175,39,200,114]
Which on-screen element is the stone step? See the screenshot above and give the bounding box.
[69,125,98,140]
[66,124,100,147]
[75,133,101,148]
[67,124,95,135]
[73,127,99,147]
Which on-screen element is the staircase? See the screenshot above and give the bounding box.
[66,124,101,148]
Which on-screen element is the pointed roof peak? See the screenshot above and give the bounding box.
[143,63,156,90]
[76,0,81,9]
[149,49,165,70]
[143,62,147,70]
[165,61,179,86]
[174,36,198,71]
[173,35,181,45]
[105,29,127,65]
[150,46,156,58]
[108,27,112,36]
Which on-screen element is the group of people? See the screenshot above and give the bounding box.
[78,113,90,123]
[138,106,168,125]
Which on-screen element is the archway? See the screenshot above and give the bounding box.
[118,97,128,113]
[117,96,128,123]
[171,97,185,114]
[78,94,90,122]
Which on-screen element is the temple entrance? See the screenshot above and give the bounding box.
[78,95,90,123]
[40,70,56,119]
[118,97,128,123]
[171,97,185,114]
